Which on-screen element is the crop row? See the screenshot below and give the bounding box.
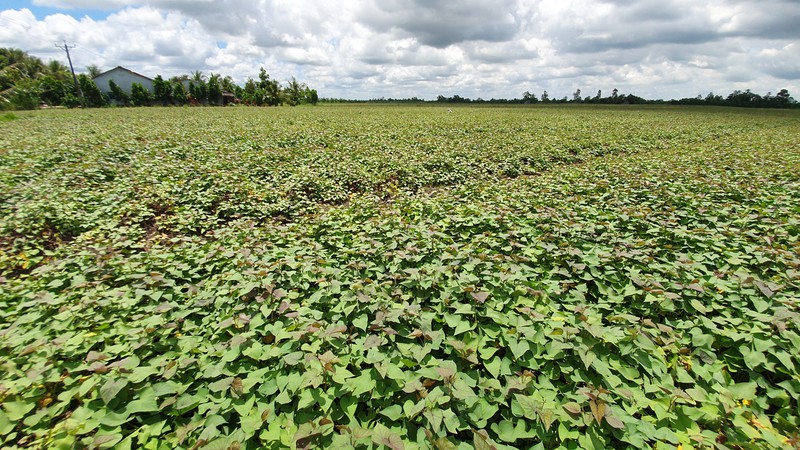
[0,105,771,276]
[1,105,798,448]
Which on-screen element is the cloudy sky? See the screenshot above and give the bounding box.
[1,0,798,100]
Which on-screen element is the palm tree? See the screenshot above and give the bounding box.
[47,60,67,75]
[0,48,28,67]
[191,70,206,84]
[285,77,304,106]
[221,75,236,93]
[169,74,190,84]
[207,73,222,105]
[0,65,24,91]
[46,60,71,83]
[0,48,45,84]
[24,58,44,77]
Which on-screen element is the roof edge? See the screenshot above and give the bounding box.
[93,66,154,81]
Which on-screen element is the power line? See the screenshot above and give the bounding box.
[0,13,32,29]
[66,40,107,62]
[56,40,83,100]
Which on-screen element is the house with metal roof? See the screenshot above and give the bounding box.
[92,66,154,95]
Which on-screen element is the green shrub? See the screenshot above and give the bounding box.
[130,82,153,106]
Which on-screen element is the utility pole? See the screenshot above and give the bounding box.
[55,40,83,101]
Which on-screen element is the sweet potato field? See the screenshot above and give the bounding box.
[1,105,799,449]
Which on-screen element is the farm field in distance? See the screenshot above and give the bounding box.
[0,105,799,449]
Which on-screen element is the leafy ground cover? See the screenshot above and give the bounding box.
[0,105,799,449]
[0,105,742,273]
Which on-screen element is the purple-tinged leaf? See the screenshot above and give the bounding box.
[563,402,582,415]
[371,424,404,450]
[86,351,108,363]
[755,281,774,298]
[470,291,490,303]
[605,414,625,429]
[473,429,498,450]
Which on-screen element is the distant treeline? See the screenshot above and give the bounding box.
[669,89,796,108]
[325,88,797,109]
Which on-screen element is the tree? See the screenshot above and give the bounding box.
[305,88,319,105]
[522,91,537,104]
[191,70,206,84]
[242,78,258,105]
[284,77,303,106]
[130,82,152,106]
[169,74,190,84]
[187,71,208,104]
[86,64,102,78]
[108,79,130,106]
[221,75,236,93]
[189,80,208,104]
[62,93,81,108]
[541,90,549,103]
[704,92,723,105]
[78,74,107,107]
[0,48,29,69]
[5,78,41,110]
[726,89,761,107]
[207,73,222,105]
[172,82,187,105]
[258,68,281,106]
[38,75,71,106]
[624,93,646,104]
[1,47,45,91]
[224,76,243,102]
[258,68,269,88]
[775,89,793,105]
[244,78,257,95]
[573,88,582,102]
[1,66,26,94]
[46,60,71,83]
[153,74,172,105]
[188,82,199,104]
[0,48,44,110]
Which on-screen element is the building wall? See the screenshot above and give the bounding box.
[94,68,154,94]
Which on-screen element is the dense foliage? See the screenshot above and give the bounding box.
[153,76,173,106]
[108,80,130,106]
[671,90,796,109]
[0,48,319,110]
[1,48,76,110]
[0,105,799,449]
[78,75,106,108]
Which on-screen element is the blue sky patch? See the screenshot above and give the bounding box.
[5,1,110,21]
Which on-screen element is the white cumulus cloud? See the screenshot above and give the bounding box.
[1,0,798,99]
